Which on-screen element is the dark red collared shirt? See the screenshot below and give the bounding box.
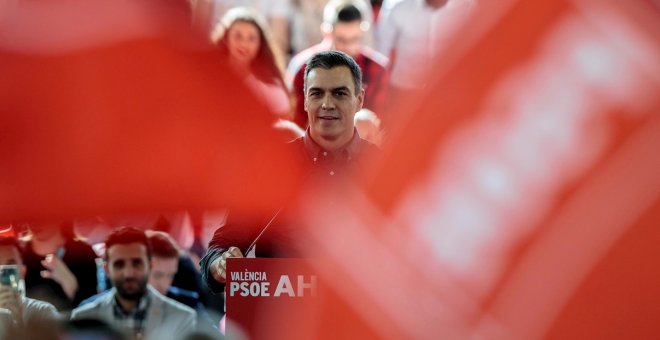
[289,127,378,181]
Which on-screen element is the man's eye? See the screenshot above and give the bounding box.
[334,91,347,96]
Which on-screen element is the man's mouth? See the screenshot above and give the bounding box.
[319,116,340,120]
[122,279,139,289]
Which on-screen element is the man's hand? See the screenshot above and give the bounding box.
[211,247,244,283]
[41,254,79,301]
[0,285,23,325]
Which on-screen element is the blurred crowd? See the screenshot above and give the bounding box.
[194,0,476,145]
[0,217,225,339]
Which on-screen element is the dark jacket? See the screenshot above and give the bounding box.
[200,131,378,293]
[23,238,98,311]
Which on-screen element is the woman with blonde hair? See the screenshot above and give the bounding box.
[211,7,293,120]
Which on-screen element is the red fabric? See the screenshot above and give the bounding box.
[286,1,660,338]
[0,2,303,224]
[0,226,15,237]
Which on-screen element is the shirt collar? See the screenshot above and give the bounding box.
[303,127,363,161]
[112,288,150,317]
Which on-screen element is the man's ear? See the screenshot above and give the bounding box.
[358,88,365,109]
[20,264,26,279]
[303,90,309,112]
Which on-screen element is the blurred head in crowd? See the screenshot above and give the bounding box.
[145,230,180,296]
[273,118,306,141]
[323,1,370,58]
[0,237,27,335]
[0,237,26,278]
[104,227,151,301]
[354,108,383,146]
[211,6,285,86]
[425,0,450,9]
[304,51,364,151]
[26,220,81,243]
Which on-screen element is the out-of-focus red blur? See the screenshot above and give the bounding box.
[1,0,659,339]
[0,1,303,224]
[294,0,660,339]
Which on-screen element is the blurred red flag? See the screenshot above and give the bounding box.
[2,0,659,339]
[291,0,660,339]
[0,1,303,224]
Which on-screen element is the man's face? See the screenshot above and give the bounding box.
[0,246,25,279]
[106,243,150,301]
[331,21,363,58]
[305,66,364,147]
[149,256,178,296]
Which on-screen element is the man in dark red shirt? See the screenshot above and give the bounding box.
[286,1,389,129]
[203,50,379,292]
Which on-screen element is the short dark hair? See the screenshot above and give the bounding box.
[337,5,362,23]
[322,0,371,28]
[0,236,22,256]
[146,231,180,259]
[104,226,151,260]
[304,50,363,94]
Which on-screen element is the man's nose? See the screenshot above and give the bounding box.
[122,265,137,277]
[321,94,335,110]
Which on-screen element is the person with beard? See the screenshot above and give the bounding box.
[71,227,196,340]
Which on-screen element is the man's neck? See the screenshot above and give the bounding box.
[311,132,354,153]
[115,294,142,313]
